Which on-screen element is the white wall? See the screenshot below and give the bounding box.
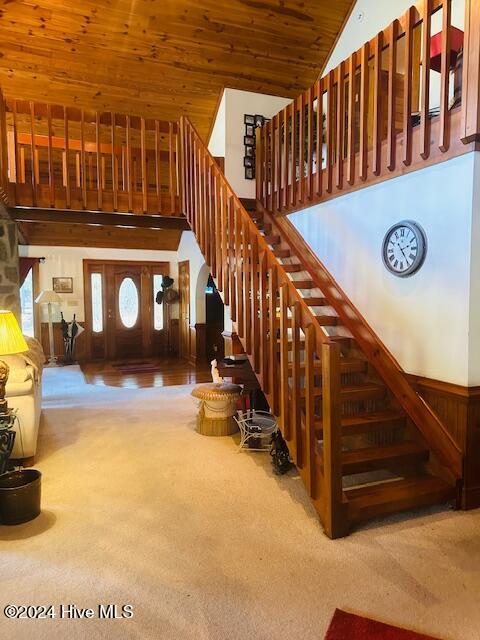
[209,88,291,199]
[468,154,480,385]
[323,0,465,76]
[208,92,226,158]
[19,246,178,323]
[289,154,476,386]
[176,231,208,325]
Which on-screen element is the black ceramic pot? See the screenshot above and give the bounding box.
[0,469,42,525]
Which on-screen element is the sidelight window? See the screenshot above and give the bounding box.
[91,273,103,333]
[153,274,164,331]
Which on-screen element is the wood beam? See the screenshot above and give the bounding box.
[9,207,190,230]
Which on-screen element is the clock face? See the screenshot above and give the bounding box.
[382,221,427,277]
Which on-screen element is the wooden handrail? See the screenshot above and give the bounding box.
[179,114,347,534]
[2,96,182,216]
[257,0,475,215]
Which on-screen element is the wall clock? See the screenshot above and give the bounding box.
[382,220,427,277]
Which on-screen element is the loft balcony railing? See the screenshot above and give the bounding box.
[0,98,182,216]
[256,0,480,216]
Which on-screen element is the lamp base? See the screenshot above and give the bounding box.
[0,359,9,414]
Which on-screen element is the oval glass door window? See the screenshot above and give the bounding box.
[118,277,139,328]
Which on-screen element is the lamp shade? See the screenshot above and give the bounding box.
[0,310,28,356]
[35,290,62,305]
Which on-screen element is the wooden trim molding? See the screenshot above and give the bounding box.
[222,330,244,357]
[407,373,480,509]
[188,323,207,364]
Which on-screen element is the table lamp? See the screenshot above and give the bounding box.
[35,290,62,366]
[0,310,28,414]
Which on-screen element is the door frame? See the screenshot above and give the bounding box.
[178,260,190,360]
[83,259,170,361]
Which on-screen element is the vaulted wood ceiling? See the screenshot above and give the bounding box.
[0,0,354,139]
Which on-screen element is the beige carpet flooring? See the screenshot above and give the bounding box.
[0,366,479,640]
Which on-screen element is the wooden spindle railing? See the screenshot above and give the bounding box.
[258,0,477,216]
[1,99,182,216]
[179,115,348,537]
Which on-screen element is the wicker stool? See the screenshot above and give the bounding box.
[191,383,242,436]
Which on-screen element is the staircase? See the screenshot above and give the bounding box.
[179,116,462,539]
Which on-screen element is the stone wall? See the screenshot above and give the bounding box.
[0,217,20,319]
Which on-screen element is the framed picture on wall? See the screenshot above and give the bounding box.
[255,114,265,127]
[53,277,73,293]
[244,135,255,147]
[245,146,254,157]
[245,124,255,137]
[244,114,255,125]
[245,167,254,180]
[243,156,254,168]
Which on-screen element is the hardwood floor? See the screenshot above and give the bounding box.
[81,358,212,389]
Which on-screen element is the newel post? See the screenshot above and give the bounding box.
[321,341,349,539]
[461,0,480,144]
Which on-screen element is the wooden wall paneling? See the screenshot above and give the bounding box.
[0,1,355,141]
[242,217,251,353]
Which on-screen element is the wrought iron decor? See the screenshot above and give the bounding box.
[0,411,16,475]
[243,114,269,180]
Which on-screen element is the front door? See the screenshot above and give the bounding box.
[107,263,143,360]
[84,260,169,361]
